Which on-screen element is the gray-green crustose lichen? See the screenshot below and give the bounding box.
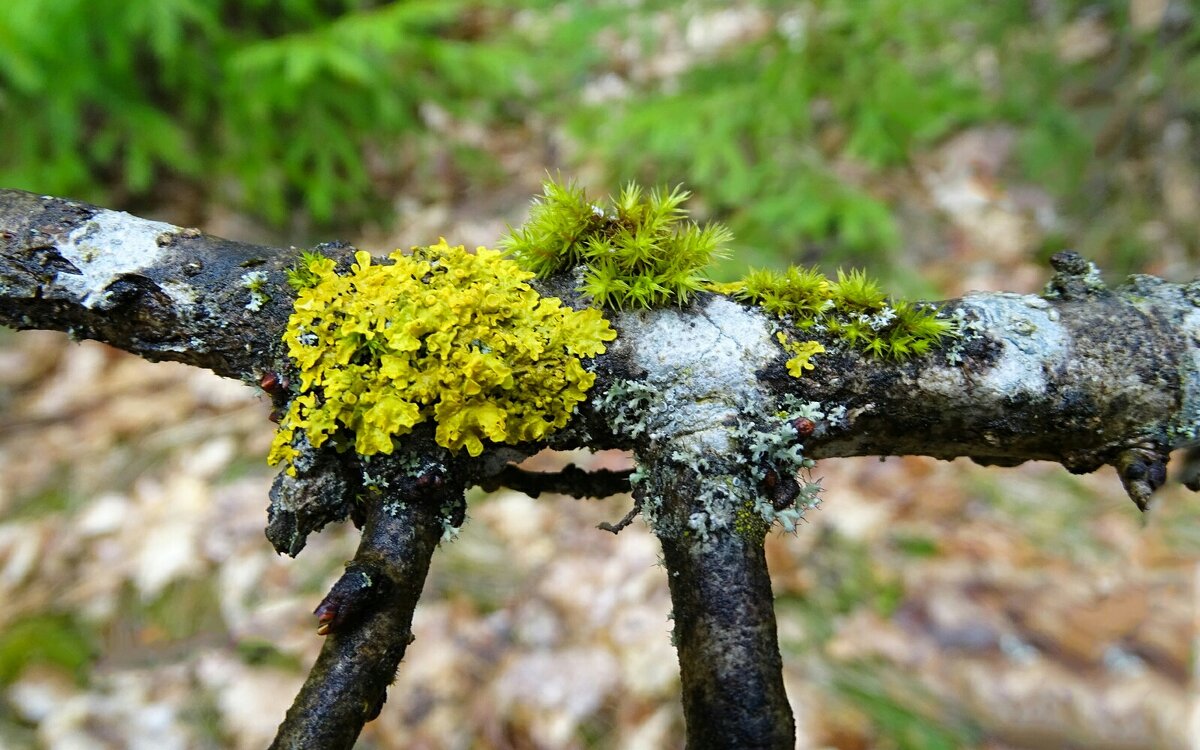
[596,377,825,538]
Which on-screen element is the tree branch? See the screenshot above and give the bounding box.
[654,461,794,749]
[596,265,1200,511]
[4,190,1200,748]
[5,189,1196,493]
[0,189,305,379]
[270,481,460,749]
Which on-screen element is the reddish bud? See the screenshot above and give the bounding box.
[314,604,337,636]
[763,469,778,491]
[791,417,815,438]
[414,472,444,490]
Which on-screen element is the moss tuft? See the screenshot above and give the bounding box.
[734,266,953,369]
[501,177,732,309]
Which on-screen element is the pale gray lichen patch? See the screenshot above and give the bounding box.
[53,209,185,309]
[924,292,1068,400]
[160,280,198,306]
[605,296,823,540]
[1168,299,1200,445]
[241,270,270,311]
[611,295,776,455]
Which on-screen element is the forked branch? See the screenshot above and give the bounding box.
[3,189,1200,748]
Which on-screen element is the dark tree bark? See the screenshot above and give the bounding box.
[270,485,451,749]
[3,189,1198,748]
[655,462,794,750]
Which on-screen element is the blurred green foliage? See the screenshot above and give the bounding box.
[778,527,904,644]
[563,0,1199,278]
[0,614,95,685]
[0,0,527,226]
[571,0,989,270]
[2,0,1195,277]
[834,665,980,750]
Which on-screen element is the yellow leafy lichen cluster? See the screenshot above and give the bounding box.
[268,240,616,471]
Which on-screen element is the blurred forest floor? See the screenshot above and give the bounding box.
[1,2,1200,749]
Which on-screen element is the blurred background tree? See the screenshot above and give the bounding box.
[0,1,1197,748]
[3,0,1197,281]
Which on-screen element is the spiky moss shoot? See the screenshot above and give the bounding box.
[733,266,954,368]
[501,177,732,310]
[286,249,332,291]
[268,240,616,473]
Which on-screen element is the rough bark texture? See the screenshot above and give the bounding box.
[269,484,454,749]
[3,189,1199,748]
[656,464,794,750]
[0,189,297,379]
[475,463,633,499]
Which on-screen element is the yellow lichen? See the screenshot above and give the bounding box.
[268,240,616,471]
[775,332,826,377]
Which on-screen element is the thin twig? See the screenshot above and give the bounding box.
[597,499,641,534]
[478,463,632,499]
[655,464,794,748]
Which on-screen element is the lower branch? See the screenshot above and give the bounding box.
[655,466,794,749]
[270,489,451,749]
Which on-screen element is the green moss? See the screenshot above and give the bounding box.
[270,240,616,471]
[285,249,332,291]
[501,177,732,309]
[734,266,954,369]
[502,177,950,375]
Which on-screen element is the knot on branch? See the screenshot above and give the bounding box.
[314,561,391,636]
[1115,444,1169,511]
[266,442,352,557]
[1046,251,1106,300]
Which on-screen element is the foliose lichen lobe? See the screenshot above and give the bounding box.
[268,240,616,472]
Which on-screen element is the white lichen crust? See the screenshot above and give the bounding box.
[602,295,822,540]
[1160,281,1200,445]
[920,292,1069,401]
[51,209,188,309]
